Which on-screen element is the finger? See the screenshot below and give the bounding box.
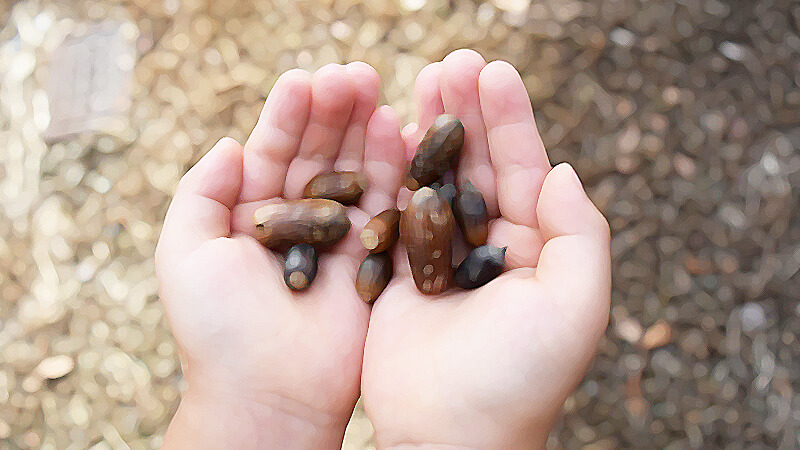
[156,137,244,269]
[534,163,611,327]
[479,61,550,228]
[408,62,445,150]
[284,64,356,199]
[361,105,406,216]
[334,62,381,172]
[298,253,371,356]
[239,69,312,202]
[395,123,419,210]
[439,49,498,215]
[401,122,419,160]
[487,219,545,270]
[331,206,372,264]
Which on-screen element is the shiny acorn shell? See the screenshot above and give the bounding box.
[400,187,454,295]
[254,199,350,249]
[406,114,464,190]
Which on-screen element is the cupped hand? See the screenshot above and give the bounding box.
[156,63,407,448]
[361,50,612,449]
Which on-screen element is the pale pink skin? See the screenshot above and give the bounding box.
[363,50,611,449]
[157,50,611,450]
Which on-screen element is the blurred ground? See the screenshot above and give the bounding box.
[1,0,799,448]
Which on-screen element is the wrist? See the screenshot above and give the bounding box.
[379,433,547,450]
[370,410,553,450]
[162,384,348,449]
[384,446,479,450]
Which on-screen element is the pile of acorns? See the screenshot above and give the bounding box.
[253,114,505,303]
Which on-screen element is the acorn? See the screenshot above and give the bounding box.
[406,114,464,190]
[401,187,454,295]
[361,209,401,254]
[454,245,506,289]
[254,199,350,249]
[283,244,318,291]
[431,182,458,206]
[356,252,393,303]
[303,171,368,205]
[452,180,488,247]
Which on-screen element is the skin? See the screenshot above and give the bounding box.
[157,51,611,449]
[157,62,406,448]
[362,50,611,449]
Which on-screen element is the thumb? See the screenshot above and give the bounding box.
[534,163,611,332]
[156,137,244,273]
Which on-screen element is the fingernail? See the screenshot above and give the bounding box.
[402,122,418,138]
[377,104,396,119]
[560,163,583,190]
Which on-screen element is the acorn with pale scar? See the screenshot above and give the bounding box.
[254,199,350,249]
[361,209,401,253]
[283,244,317,291]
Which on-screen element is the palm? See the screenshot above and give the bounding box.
[157,62,407,423]
[163,237,369,417]
[362,51,611,447]
[365,225,599,444]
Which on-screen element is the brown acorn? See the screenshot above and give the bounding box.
[254,199,350,249]
[452,180,488,247]
[405,114,464,190]
[400,187,454,295]
[303,171,368,205]
[356,252,393,303]
[361,209,401,254]
[283,244,317,291]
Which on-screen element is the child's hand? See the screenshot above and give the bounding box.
[362,50,612,449]
[156,63,406,448]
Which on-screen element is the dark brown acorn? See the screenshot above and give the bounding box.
[454,245,506,289]
[400,187,454,295]
[284,244,318,291]
[361,209,401,254]
[303,171,368,205]
[405,114,464,190]
[356,252,393,303]
[254,199,350,249]
[452,180,488,247]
